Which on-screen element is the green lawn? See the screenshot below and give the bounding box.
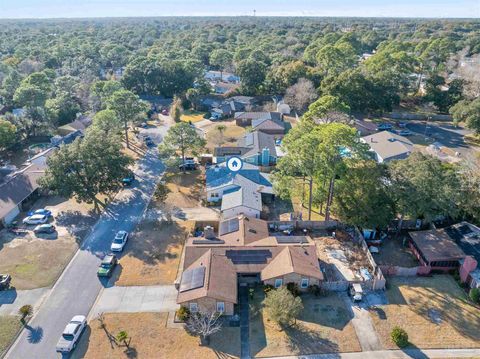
[0,316,22,357]
[180,110,207,123]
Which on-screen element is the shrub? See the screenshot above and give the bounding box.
[177,306,190,321]
[286,282,300,297]
[308,284,322,296]
[263,284,274,294]
[469,288,480,304]
[391,326,409,348]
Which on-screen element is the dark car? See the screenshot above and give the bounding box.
[97,254,118,277]
[179,163,197,170]
[144,136,155,147]
[122,171,135,186]
[34,223,56,234]
[0,274,11,290]
[376,123,393,131]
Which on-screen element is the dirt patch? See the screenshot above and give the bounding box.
[161,170,204,210]
[204,120,246,151]
[0,315,22,357]
[116,220,194,286]
[72,312,240,359]
[250,291,361,357]
[371,275,480,349]
[374,235,419,268]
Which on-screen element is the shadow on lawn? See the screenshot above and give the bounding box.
[284,323,340,356]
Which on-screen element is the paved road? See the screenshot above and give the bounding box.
[6,128,168,359]
[90,285,178,316]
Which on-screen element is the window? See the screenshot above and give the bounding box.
[216,302,225,313]
[274,278,283,288]
[301,278,309,288]
[189,303,198,313]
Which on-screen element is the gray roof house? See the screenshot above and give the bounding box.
[252,118,285,135]
[235,112,283,127]
[361,131,414,163]
[221,181,263,219]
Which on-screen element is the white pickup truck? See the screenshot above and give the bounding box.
[56,315,87,353]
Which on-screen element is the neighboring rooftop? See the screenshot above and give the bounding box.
[220,183,262,213]
[251,117,285,133]
[361,131,413,162]
[234,112,282,121]
[409,229,466,263]
[237,131,278,158]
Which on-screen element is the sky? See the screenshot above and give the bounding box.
[0,0,478,19]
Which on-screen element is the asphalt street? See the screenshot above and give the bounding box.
[6,124,168,359]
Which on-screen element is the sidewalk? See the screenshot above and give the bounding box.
[0,287,49,316]
[89,285,179,318]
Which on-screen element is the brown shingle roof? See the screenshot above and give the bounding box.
[409,229,466,263]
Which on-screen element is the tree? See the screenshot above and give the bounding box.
[283,78,318,114]
[263,286,303,327]
[40,127,133,211]
[389,152,459,226]
[0,119,16,150]
[170,95,183,122]
[106,89,149,148]
[391,327,409,348]
[470,288,480,304]
[158,122,206,172]
[91,109,122,136]
[209,49,233,78]
[18,304,33,324]
[45,94,81,126]
[450,98,480,134]
[316,42,356,77]
[302,95,350,124]
[333,160,395,229]
[215,124,226,145]
[116,330,131,349]
[457,156,480,222]
[185,311,222,345]
[236,58,267,95]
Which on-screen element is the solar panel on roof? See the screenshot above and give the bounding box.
[179,266,206,292]
[219,218,240,235]
[458,225,473,236]
[226,250,272,264]
[445,227,462,241]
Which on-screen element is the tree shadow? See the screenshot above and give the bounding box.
[24,324,43,344]
[68,326,91,359]
[298,294,352,331]
[284,322,340,356]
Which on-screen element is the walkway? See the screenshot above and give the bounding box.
[0,288,49,316]
[341,293,382,351]
[239,286,250,359]
[271,348,480,359]
[90,285,178,317]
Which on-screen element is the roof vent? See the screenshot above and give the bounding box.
[249,229,257,234]
[388,138,396,142]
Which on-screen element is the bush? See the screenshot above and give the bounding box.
[263,284,274,294]
[308,284,322,296]
[177,306,190,321]
[286,282,300,297]
[469,288,480,304]
[391,326,409,348]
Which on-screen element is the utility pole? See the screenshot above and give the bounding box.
[253,9,256,17]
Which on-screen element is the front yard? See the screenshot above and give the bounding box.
[181,110,207,123]
[72,312,241,359]
[371,275,480,349]
[0,316,22,357]
[204,120,246,151]
[0,196,98,289]
[249,290,361,357]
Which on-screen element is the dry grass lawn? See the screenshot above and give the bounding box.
[371,275,480,349]
[250,291,361,357]
[72,312,240,359]
[181,110,207,123]
[0,196,98,289]
[162,171,204,209]
[0,316,22,357]
[204,120,246,151]
[116,220,194,286]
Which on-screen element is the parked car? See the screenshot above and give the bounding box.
[376,123,393,131]
[144,136,155,147]
[122,171,135,186]
[23,214,49,225]
[56,315,87,353]
[27,208,52,217]
[97,254,118,277]
[397,122,407,128]
[140,122,148,128]
[178,162,197,170]
[349,283,363,302]
[111,230,129,252]
[33,223,56,234]
[397,129,413,136]
[0,274,11,290]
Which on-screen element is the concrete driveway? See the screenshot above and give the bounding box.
[6,130,168,359]
[0,288,49,316]
[89,285,178,316]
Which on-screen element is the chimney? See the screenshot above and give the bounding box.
[204,226,216,240]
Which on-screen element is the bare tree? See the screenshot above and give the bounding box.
[185,311,222,345]
[448,48,480,98]
[283,78,318,114]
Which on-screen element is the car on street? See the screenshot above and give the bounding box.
[56,315,87,353]
[111,230,129,252]
[22,214,49,225]
[397,122,407,128]
[122,171,135,186]
[33,223,56,234]
[397,129,413,136]
[27,208,52,217]
[144,136,155,147]
[376,123,393,131]
[97,254,118,277]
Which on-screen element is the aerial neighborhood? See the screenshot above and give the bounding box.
[1,12,480,359]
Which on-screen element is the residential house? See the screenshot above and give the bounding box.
[361,131,413,163]
[176,216,323,315]
[220,181,263,219]
[251,117,285,135]
[214,82,239,95]
[0,148,55,226]
[234,112,283,127]
[57,116,92,136]
[205,71,240,84]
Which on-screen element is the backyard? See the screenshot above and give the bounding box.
[249,289,361,357]
[371,275,480,349]
[72,312,241,359]
[0,196,98,289]
[204,120,246,151]
[373,235,419,268]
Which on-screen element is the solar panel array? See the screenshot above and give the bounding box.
[226,250,272,264]
[179,266,206,292]
[445,227,462,241]
[276,236,309,244]
[192,239,225,245]
[219,218,240,235]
